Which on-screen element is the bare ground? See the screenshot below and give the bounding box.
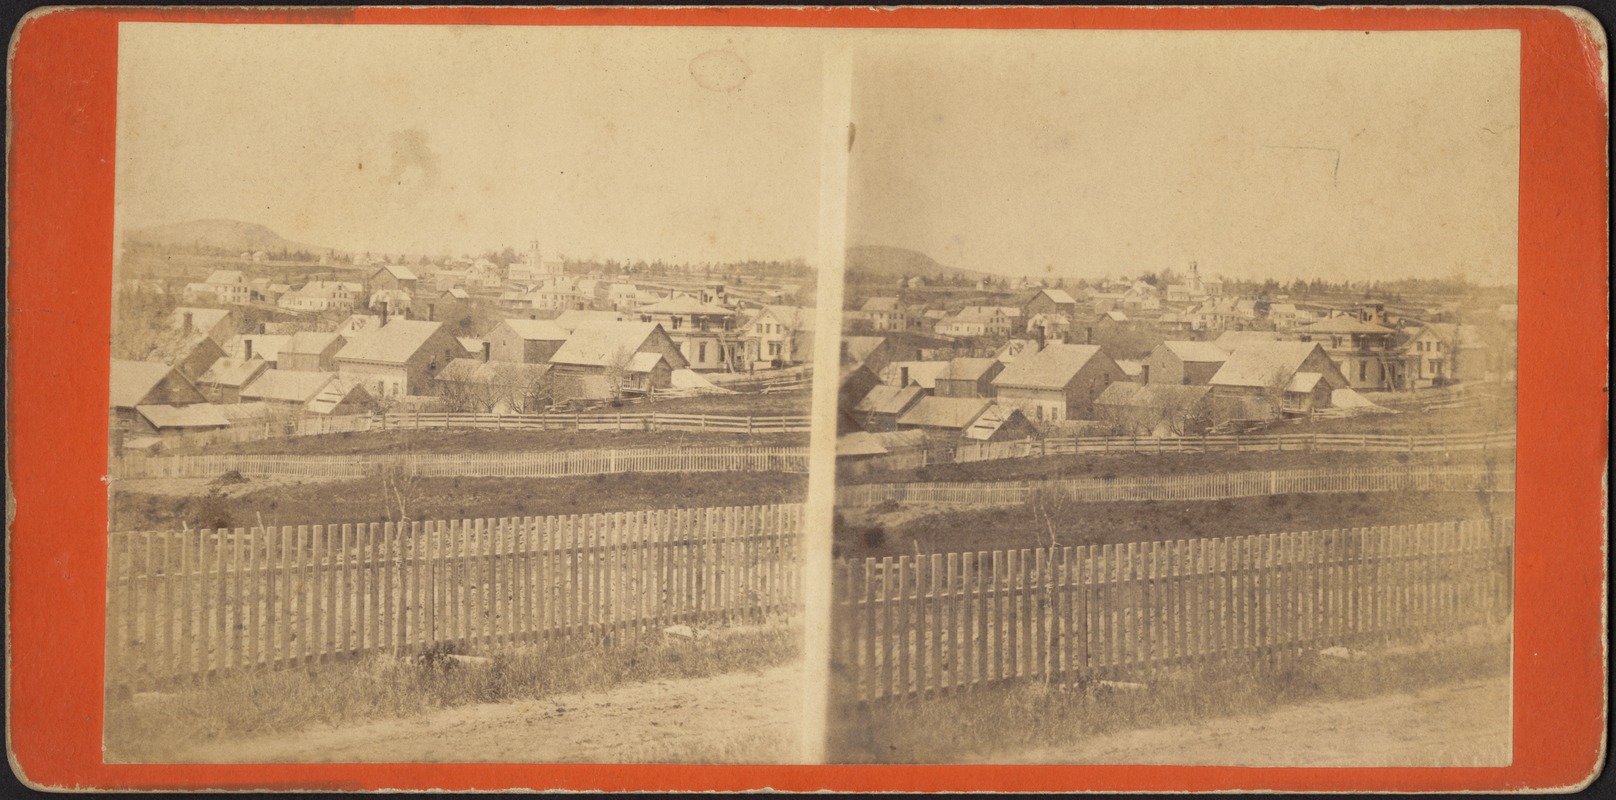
[1002,675,1510,767]
[160,662,805,764]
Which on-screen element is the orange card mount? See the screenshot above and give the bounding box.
[7,5,1608,793]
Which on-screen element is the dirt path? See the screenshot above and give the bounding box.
[1004,676,1511,767]
[173,664,804,764]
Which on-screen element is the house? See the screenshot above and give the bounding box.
[935,306,1012,338]
[896,396,1028,442]
[278,331,347,372]
[368,264,419,295]
[606,283,640,311]
[934,357,1002,399]
[878,360,951,391]
[202,270,252,304]
[1296,316,1404,390]
[634,294,737,371]
[547,321,688,400]
[1400,325,1456,388]
[1145,341,1231,386]
[853,384,927,432]
[195,357,271,404]
[861,297,905,332]
[368,288,412,319]
[242,369,372,415]
[1025,312,1071,344]
[336,314,384,338]
[737,305,815,368]
[423,288,472,324]
[435,359,554,413]
[334,319,467,400]
[837,363,882,431]
[278,280,363,313]
[1115,359,1145,383]
[1207,341,1350,417]
[486,319,570,364]
[168,307,239,347]
[110,359,208,434]
[1094,382,1217,436]
[1268,303,1300,330]
[991,343,1126,423]
[1022,287,1078,320]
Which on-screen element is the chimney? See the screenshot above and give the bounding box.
[380,304,389,326]
[427,303,436,322]
[1085,326,1094,344]
[1141,363,1150,385]
[900,366,910,386]
[182,311,193,336]
[244,338,253,361]
[482,341,491,363]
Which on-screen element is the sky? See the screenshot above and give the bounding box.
[116,24,828,263]
[847,29,1521,286]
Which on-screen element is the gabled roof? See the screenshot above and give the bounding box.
[456,336,483,354]
[1104,310,1129,322]
[897,396,992,430]
[878,360,950,390]
[216,402,274,424]
[551,321,682,369]
[374,264,418,281]
[241,369,338,403]
[553,309,629,332]
[854,384,926,415]
[1115,359,1144,378]
[841,336,888,365]
[1209,342,1331,389]
[197,357,270,388]
[337,319,448,364]
[136,403,231,430]
[499,319,570,341]
[861,296,900,312]
[942,357,1000,383]
[226,334,290,362]
[443,287,471,299]
[637,294,734,316]
[962,404,1026,441]
[1035,288,1077,305]
[169,307,232,335]
[752,305,816,332]
[306,378,371,415]
[1286,372,1323,393]
[1298,316,1396,335]
[110,360,201,409]
[1213,330,1287,351]
[1160,340,1231,363]
[992,343,1106,390]
[283,331,344,356]
[627,352,670,373]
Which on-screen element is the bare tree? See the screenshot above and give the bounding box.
[601,345,636,400]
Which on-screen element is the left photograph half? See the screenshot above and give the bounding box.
[103,23,824,764]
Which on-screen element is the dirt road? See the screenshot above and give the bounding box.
[174,664,804,764]
[1004,676,1511,767]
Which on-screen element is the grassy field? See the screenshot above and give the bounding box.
[827,623,1509,764]
[171,428,809,457]
[1280,393,1516,436]
[834,490,1512,560]
[112,471,808,532]
[844,448,1511,486]
[599,389,811,416]
[105,624,800,763]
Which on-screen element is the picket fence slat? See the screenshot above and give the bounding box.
[106,503,804,690]
[832,516,1514,703]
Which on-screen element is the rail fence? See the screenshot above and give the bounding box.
[840,429,1517,478]
[832,516,1513,703]
[107,503,805,689]
[838,464,1513,509]
[154,410,812,451]
[112,445,810,480]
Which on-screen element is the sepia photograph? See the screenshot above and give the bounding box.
[828,28,1520,766]
[102,23,827,764]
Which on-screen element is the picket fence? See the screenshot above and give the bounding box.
[837,464,1512,509]
[106,503,805,689]
[112,445,810,480]
[842,429,1517,477]
[832,516,1513,703]
[156,410,810,451]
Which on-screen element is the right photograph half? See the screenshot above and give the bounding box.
[827,28,1519,766]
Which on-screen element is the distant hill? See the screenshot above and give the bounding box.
[123,219,333,255]
[846,245,989,283]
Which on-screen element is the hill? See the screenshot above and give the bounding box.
[123,219,333,256]
[846,245,989,283]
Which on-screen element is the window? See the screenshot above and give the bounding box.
[698,342,708,363]
[672,316,682,330]
[1359,361,1367,381]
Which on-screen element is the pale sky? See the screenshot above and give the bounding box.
[847,29,1521,285]
[116,24,827,263]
